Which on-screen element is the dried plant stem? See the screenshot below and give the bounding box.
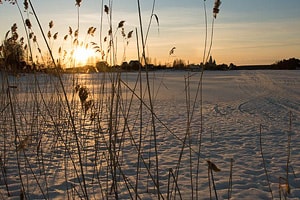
[99,0,104,51]
[279,176,288,200]
[77,2,80,34]
[0,154,10,196]
[197,3,221,198]
[202,0,208,64]
[208,166,212,200]
[121,79,206,160]
[207,161,220,200]
[32,78,49,199]
[210,168,218,200]
[205,18,215,64]
[185,75,194,199]
[6,80,27,199]
[167,168,172,199]
[1,77,10,196]
[21,150,47,199]
[169,168,183,200]
[34,76,87,198]
[196,1,209,197]
[135,27,142,200]
[195,126,203,198]
[144,0,157,46]
[172,74,194,199]
[14,0,33,64]
[116,83,164,199]
[28,1,89,198]
[137,0,160,198]
[259,125,274,199]
[228,158,234,199]
[285,111,292,195]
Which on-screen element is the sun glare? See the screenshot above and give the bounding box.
[73,47,95,65]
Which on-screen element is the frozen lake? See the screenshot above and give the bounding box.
[0,70,299,199]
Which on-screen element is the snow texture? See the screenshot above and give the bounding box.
[0,70,299,199]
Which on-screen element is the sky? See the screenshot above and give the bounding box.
[0,0,300,66]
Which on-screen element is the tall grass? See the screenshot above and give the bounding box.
[3,1,296,200]
[0,0,225,199]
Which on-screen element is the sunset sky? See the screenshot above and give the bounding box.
[1,0,300,66]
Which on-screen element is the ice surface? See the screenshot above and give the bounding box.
[0,70,299,199]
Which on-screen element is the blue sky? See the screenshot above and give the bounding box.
[1,0,300,65]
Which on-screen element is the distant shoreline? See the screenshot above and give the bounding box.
[234,64,299,70]
[1,57,299,74]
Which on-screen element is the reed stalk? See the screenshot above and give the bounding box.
[0,1,230,199]
[135,27,142,200]
[14,0,34,65]
[6,79,27,199]
[136,0,160,198]
[185,74,194,198]
[286,111,292,190]
[259,124,274,199]
[228,158,234,199]
[197,1,222,198]
[27,1,89,198]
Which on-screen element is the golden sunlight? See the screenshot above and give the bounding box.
[73,47,95,65]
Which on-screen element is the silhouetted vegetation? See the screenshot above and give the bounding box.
[235,58,300,70]
[0,24,26,71]
[273,58,300,70]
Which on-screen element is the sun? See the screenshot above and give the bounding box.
[73,47,95,65]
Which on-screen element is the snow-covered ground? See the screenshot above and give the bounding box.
[0,70,299,199]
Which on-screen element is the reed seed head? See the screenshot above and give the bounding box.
[73,38,79,46]
[118,20,125,29]
[104,5,109,14]
[127,30,133,39]
[29,32,33,39]
[12,32,18,41]
[74,29,79,38]
[47,31,51,39]
[78,86,89,103]
[53,32,58,40]
[207,160,221,172]
[23,0,28,10]
[169,47,176,56]
[108,29,112,36]
[75,0,82,7]
[87,27,96,36]
[25,19,32,29]
[121,28,125,37]
[213,0,221,18]
[49,20,54,29]
[11,23,17,33]
[69,26,73,35]
[2,0,15,5]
